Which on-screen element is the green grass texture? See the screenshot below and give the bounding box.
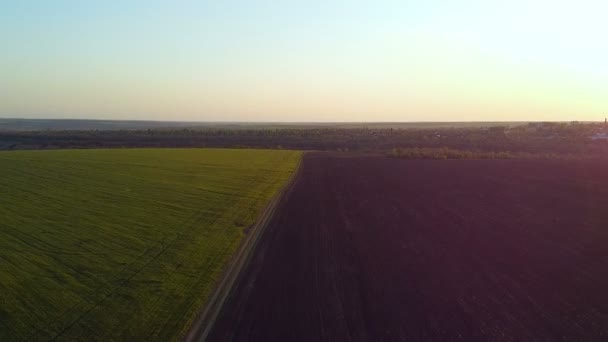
[0,148,301,341]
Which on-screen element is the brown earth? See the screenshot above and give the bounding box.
[208,153,608,341]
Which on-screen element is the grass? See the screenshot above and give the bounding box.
[0,148,301,341]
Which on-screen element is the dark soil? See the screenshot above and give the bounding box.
[209,153,608,341]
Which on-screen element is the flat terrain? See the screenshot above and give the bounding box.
[0,118,528,131]
[0,148,301,341]
[210,154,608,341]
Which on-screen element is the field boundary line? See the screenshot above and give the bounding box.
[184,154,303,342]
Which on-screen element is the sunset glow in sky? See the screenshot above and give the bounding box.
[1,1,607,122]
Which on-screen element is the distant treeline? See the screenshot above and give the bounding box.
[386,147,585,160]
[390,147,522,160]
[1,122,607,155]
[0,118,529,131]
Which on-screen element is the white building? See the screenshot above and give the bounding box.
[590,132,608,140]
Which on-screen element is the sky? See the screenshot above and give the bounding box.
[1,0,607,122]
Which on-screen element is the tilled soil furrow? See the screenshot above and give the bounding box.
[209,154,608,341]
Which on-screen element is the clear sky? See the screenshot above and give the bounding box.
[1,1,606,122]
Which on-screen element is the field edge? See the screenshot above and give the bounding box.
[183,153,304,342]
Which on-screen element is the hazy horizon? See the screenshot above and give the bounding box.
[2,1,607,122]
[0,117,595,124]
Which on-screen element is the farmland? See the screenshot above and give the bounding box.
[210,153,608,341]
[0,148,301,341]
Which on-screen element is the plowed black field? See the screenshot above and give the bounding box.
[210,154,608,341]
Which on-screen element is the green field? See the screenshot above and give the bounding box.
[0,148,301,341]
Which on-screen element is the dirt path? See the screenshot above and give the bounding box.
[184,159,302,342]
